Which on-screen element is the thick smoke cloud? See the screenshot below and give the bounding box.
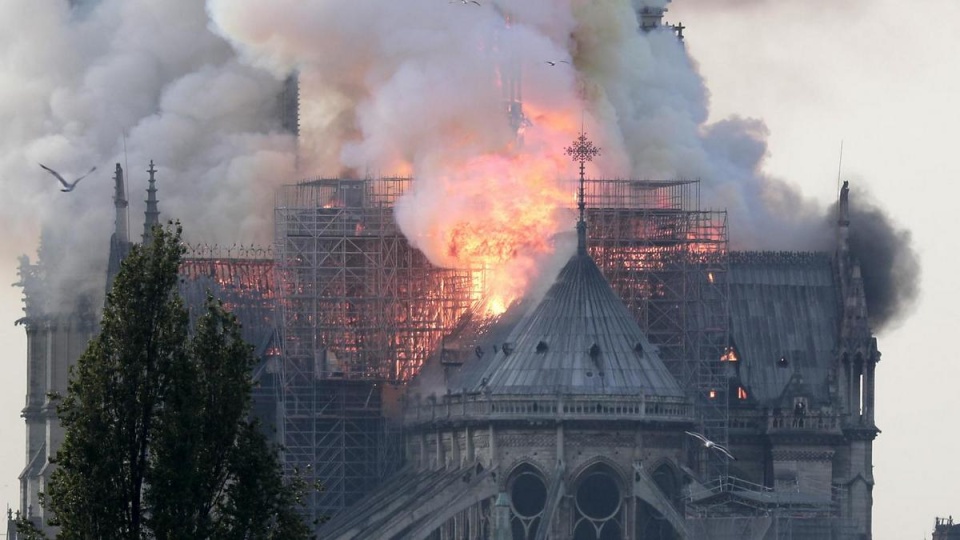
[668,0,861,10]
[573,1,831,251]
[835,185,920,332]
[209,0,832,260]
[2,0,918,330]
[0,0,295,309]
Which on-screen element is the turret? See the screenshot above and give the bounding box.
[142,160,160,245]
[106,163,130,291]
[833,181,879,540]
[114,163,128,244]
[637,6,666,31]
[838,180,850,258]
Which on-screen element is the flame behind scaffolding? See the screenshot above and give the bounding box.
[274,177,477,384]
[272,176,728,387]
[177,254,283,437]
[272,176,730,520]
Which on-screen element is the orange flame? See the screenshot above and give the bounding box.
[408,149,575,316]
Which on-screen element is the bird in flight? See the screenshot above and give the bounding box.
[685,431,736,460]
[39,164,96,192]
[545,60,571,66]
[451,0,481,5]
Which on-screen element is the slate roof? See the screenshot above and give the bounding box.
[727,252,839,406]
[453,249,685,398]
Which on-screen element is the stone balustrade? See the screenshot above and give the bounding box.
[728,410,844,434]
[403,393,693,426]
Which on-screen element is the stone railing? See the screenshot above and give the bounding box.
[767,413,841,433]
[403,393,693,426]
[727,410,844,434]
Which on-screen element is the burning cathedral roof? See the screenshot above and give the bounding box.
[447,242,685,399]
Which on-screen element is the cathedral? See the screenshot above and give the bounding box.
[9,5,880,540]
[315,181,878,540]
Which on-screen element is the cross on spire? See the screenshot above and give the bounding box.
[565,131,600,254]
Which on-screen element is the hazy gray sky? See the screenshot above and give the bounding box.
[668,1,959,538]
[1,1,955,538]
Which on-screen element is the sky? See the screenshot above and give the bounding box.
[667,1,960,537]
[0,0,956,538]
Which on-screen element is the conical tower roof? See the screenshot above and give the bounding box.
[461,131,682,398]
[467,249,684,398]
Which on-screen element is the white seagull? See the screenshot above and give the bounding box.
[39,164,96,192]
[685,431,736,460]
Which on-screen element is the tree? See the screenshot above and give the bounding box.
[43,223,310,539]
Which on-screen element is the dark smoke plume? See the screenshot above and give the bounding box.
[832,185,920,332]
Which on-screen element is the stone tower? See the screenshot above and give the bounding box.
[14,163,140,535]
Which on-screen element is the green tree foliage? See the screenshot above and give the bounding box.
[43,223,310,539]
[13,512,48,540]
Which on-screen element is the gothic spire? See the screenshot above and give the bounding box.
[142,160,160,245]
[107,163,130,291]
[113,163,128,244]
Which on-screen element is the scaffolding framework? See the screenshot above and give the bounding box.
[272,176,730,522]
[582,178,730,476]
[275,178,475,383]
[274,178,474,521]
[685,476,856,539]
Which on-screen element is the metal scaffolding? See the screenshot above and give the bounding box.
[273,177,475,521]
[685,476,856,539]
[582,178,730,477]
[271,176,729,522]
[274,177,475,382]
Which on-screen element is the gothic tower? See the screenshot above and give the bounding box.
[14,163,153,535]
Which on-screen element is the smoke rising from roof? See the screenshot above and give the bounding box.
[835,185,921,332]
[0,0,295,307]
[2,0,918,329]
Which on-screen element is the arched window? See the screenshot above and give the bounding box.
[508,465,547,540]
[573,465,623,540]
[632,463,681,540]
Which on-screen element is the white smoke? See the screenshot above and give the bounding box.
[208,0,829,260]
[3,0,914,321]
[208,0,591,302]
[0,0,295,308]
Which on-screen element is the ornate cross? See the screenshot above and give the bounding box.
[565,132,601,247]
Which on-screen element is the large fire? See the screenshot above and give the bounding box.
[403,150,574,316]
[381,6,585,318]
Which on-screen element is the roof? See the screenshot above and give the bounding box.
[727,252,839,406]
[178,257,279,360]
[453,250,684,398]
[320,462,499,539]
